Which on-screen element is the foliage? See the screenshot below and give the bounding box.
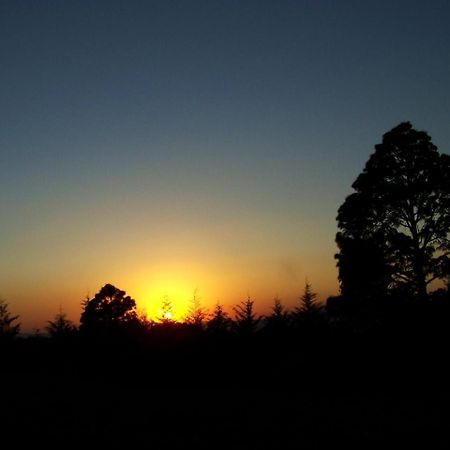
[157,295,175,325]
[336,122,450,301]
[0,299,20,339]
[46,309,77,339]
[264,297,290,332]
[184,289,208,328]
[295,281,322,317]
[80,284,138,333]
[335,234,392,303]
[233,296,261,336]
[206,303,231,334]
[137,310,154,332]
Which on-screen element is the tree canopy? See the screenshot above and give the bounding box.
[80,284,138,333]
[336,122,450,302]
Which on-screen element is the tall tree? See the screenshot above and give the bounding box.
[295,281,322,317]
[233,296,260,336]
[336,122,450,302]
[206,303,231,334]
[184,289,208,327]
[157,295,175,325]
[0,299,20,340]
[264,297,290,333]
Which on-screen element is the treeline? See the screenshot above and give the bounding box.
[2,285,449,448]
[0,281,325,342]
[1,121,450,381]
[1,278,449,348]
[1,279,449,398]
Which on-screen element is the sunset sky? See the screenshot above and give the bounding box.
[1,0,450,331]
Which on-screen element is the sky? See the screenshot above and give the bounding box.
[1,0,450,331]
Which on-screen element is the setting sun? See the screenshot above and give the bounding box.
[2,2,449,447]
[141,292,188,322]
[132,270,200,322]
[123,261,227,323]
[163,311,173,320]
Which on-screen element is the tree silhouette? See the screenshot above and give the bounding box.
[290,282,327,339]
[157,295,175,325]
[336,122,450,302]
[46,308,76,340]
[137,309,154,332]
[206,303,231,334]
[80,284,138,334]
[184,289,208,328]
[295,281,322,316]
[0,299,20,340]
[264,297,290,334]
[233,296,260,336]
[335,234,392,304]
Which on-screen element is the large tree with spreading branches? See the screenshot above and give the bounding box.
[336,122,450,302]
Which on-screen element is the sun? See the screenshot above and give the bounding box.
[133,273,195,321]
[129,263,218,322]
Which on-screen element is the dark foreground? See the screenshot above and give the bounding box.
[2,332,449,449]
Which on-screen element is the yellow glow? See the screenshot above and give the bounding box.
[123,258,338,325]
[131,266,206,322]
[2,232,339,332]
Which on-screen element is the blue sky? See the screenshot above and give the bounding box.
[1,0,450,330]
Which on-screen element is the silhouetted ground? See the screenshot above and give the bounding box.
[2,334,449,449]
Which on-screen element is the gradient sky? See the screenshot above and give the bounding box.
[1,0,450,331]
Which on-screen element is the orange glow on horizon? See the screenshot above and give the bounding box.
[2,256,339,332]
[131,267,207,322]
[121,258,338,324]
